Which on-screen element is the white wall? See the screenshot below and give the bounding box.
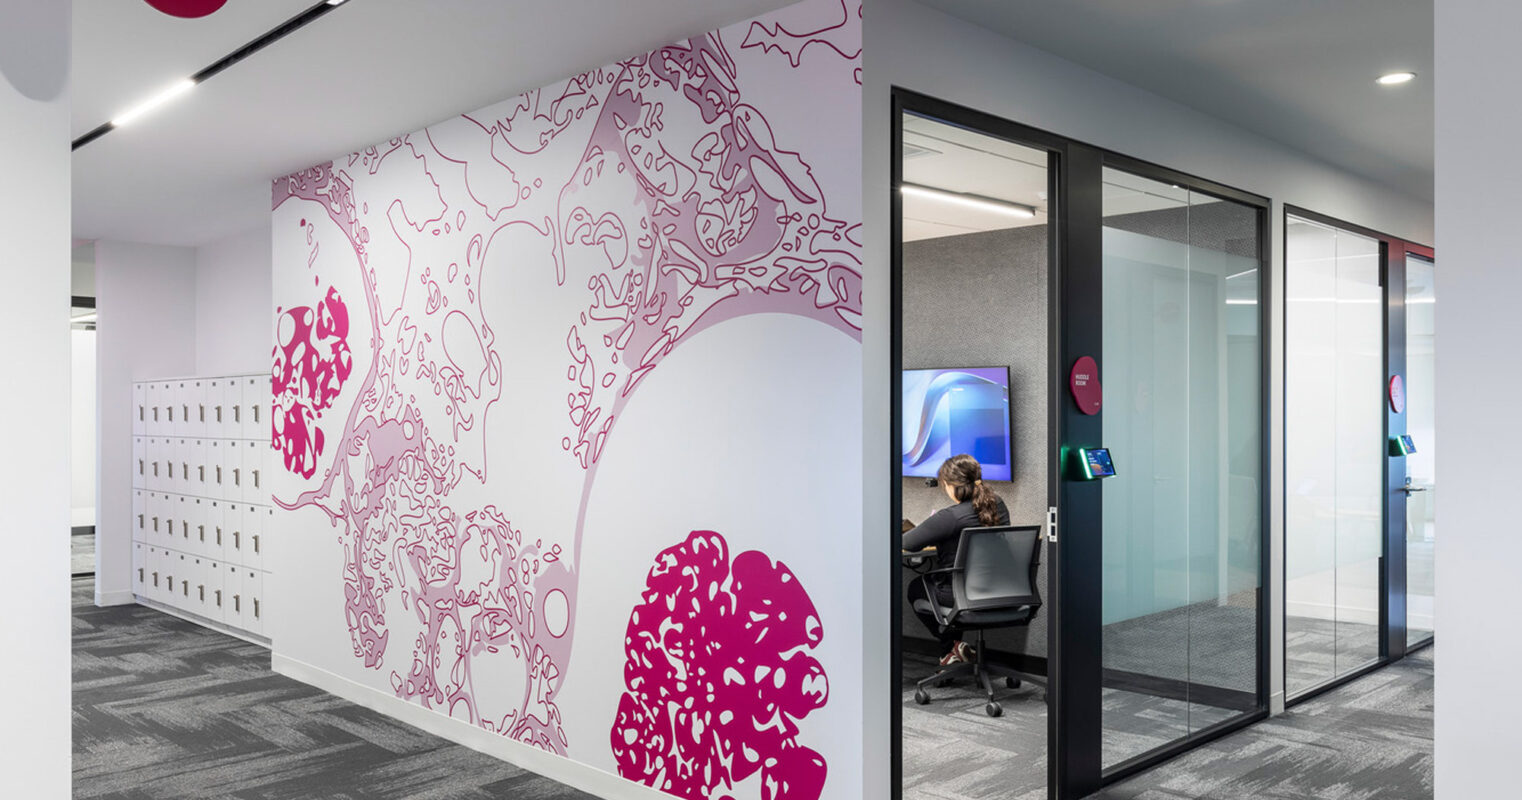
[94,242,197,606]
[859,4,1438,775]
[1434,0,1521,796]
[72,328,97,526]
[0,0,71,793]
[195,223,271,376]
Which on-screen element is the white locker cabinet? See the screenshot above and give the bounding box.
[133,383,148,435]
[132,542,146,592]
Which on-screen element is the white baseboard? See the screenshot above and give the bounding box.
[271,653,672,800]
[95,589,135,607]
[133,596,272,649]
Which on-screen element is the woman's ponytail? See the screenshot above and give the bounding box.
[937,453,1003,526]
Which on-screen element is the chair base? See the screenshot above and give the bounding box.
[913,631,1030,717]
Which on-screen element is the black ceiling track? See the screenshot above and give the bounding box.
[72,1,348,152]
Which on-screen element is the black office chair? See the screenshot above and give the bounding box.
[911,524,1042,717]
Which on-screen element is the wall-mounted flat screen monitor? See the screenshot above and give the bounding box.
[902,367,1013,481]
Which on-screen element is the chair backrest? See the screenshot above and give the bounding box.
[952,525,1043,613]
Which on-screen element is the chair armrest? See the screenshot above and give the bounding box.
[912,571,959,628]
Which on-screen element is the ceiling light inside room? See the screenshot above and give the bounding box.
[1377,71,1417,85]
[900,183,1036,219]
[110,78,196,127]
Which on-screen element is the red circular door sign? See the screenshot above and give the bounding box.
[1389,374,1406,414]
[1070,356,1102,415]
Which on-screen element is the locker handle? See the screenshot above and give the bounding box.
[254,598,260,619]
[234,404,241,423]
[216,465,222,485]
[215,589,222,607]
[234,594,241,613]
[153,462,160,477]
[168,406,175,423]
[139,407,144,422]
[152,571,159,587]
[199,404,206,423]
[182,462,189,480]
[182,521,190,538]
[183,404,189,422]
[153,407,159,422]
[253,534,260,554]
[216,527,222,546]
[166,574,173,591]
[138,567,144,583]
[215,405,223,423]
[137,513,144,529]
[253,469,260,489]
[198,585,205,602]
[233,467,241,487]
[233,530,240,550]
[168,462,175,479]
[183,582,189,597]
[198,525,206,542]
[198,465,205,483]
[138,459,144,476]
[253,405,260,424]
[152,516,160,532]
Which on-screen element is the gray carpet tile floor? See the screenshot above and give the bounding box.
[73,531,95,576]
[903,643,1432,800]
[72,577,592,800]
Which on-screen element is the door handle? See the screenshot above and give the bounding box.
[215,589,223,607]
[137,513,144,529]
[253,534,260,554]
[254,598,260,619]
[234,405,241,423]
[233,467,241,487]
[138,567,144,583]
[183,582,190,597]
[1400,485,1428,495]
[152,516,160,532]
[138,459,144,475]
[253,405,260,424]
[153,462,160,477]
[198,585,205,601]
[234,531,240,550]
[152,571,159,587]
[199,404,206,423]
[168,462,175,479]
[216,465,222,484]
[216,527,222,545]
[215,405,223,423]
[198,524,206,542]
[234,594,241,613]
[253,469,260,489]
[199,465,205,482]
[182,462,189,480]
[183,404,190,422]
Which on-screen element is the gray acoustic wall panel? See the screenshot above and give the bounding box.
[900,224,1049,657]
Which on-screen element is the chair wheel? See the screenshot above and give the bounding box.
[914,689,930,705]
[1005,677,1021,689]
[985,701,1002,717]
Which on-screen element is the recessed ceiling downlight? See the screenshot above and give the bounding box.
[1377,71,1417,86]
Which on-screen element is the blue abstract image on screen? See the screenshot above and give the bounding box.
[902,367,1012,481]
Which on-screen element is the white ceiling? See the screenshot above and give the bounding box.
[902,113,1048,241]
[918,0,1434,203]
[71,0,795,246]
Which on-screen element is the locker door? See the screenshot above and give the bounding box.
[189,380,208,437]
[206,500,225,560]
[172,381,188,437]
[206,379,222,438]
[133,383,148,435]
[224,440,244,501]
[132,490,146,543]
[177,438,193,496]
[132,437,146,489]
[244,503,265,572]
[174,494,191,549]
[147,546,163,598]
[207,561,227,623]
[242,376,265,440]
[226,379,246,440]
[245,570,265,636]
[188,497,205,558]
[146,383,162,434]
[227,504,246,565]
[171,552,190,610]
[145,438,159,491]
[242,440,265,504]
[227,564,247,629]
[192,439,208,497]
[261,506,274,572]
[189,557,207,615]
[132,542,147,594]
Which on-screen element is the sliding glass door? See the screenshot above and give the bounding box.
[1404,255,1436,645]
[1098,167,1265,773]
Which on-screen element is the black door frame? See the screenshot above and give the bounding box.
[890,87,1272,800]
[1280,206,1435,708]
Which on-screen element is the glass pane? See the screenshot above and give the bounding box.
[1100,169,1261,770]
[1285,217,1383,697]
[1406,256,1436,641]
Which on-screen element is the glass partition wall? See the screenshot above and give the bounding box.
[1284,210,1435,703]
[1099,169,1264,772]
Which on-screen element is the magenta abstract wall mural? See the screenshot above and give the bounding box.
[270,0,862,795]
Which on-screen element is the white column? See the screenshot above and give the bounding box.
[1434,1,1522,796]
[0,0,72,794]
[94,242,198,606]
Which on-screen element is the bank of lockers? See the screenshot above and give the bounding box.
[131,373,271,639]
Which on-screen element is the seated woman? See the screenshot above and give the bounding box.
[902,453,1010,665]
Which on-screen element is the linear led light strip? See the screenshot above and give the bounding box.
[73,0,351,150]
[900,182,1038,219]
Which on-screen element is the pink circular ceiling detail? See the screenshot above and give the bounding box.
[144,0,228,18]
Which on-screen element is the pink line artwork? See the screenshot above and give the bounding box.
[270,0,858,788]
